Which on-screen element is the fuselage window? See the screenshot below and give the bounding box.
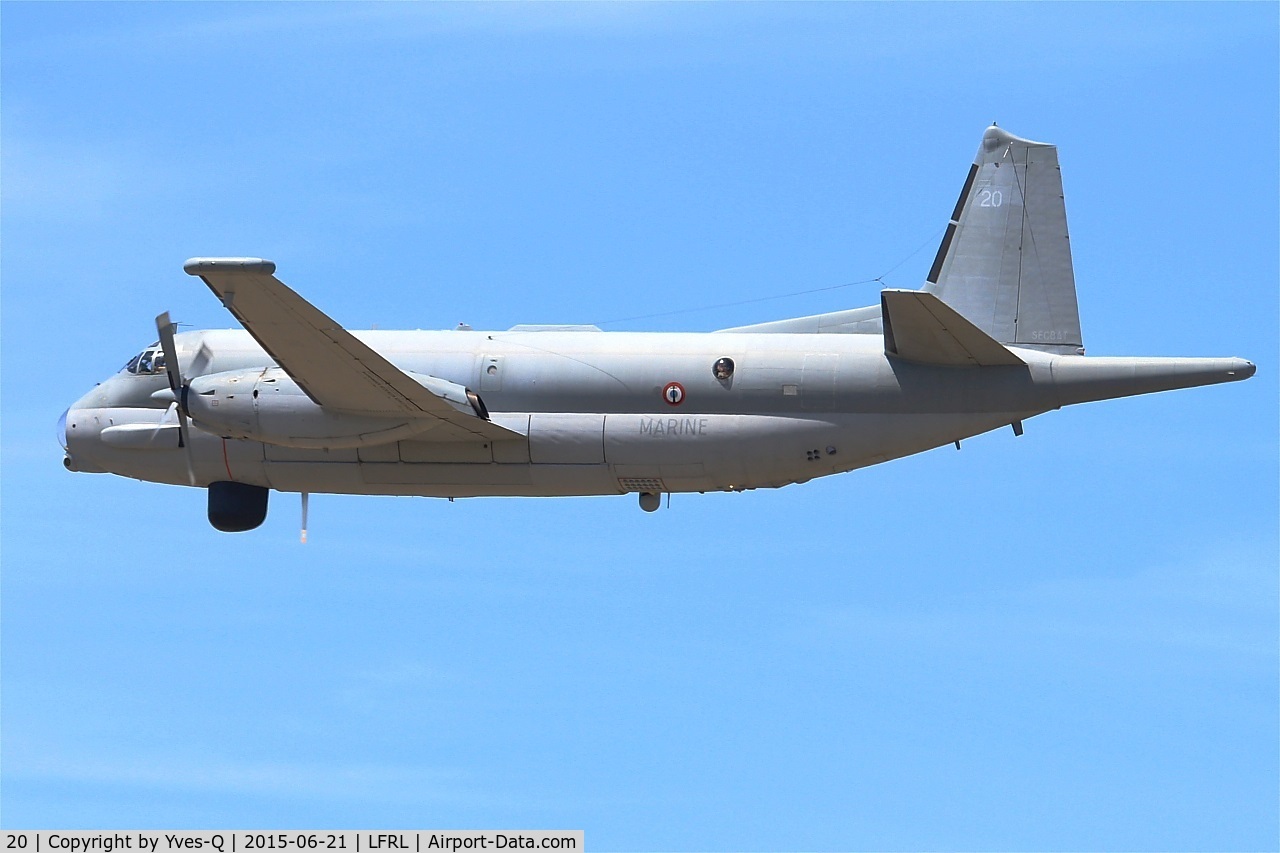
[713,357,735,381]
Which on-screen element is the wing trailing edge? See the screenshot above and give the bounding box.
[880,289,1024,367]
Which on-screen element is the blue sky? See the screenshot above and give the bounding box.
[2,3,1276,849]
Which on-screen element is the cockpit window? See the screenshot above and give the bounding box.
[122,343,167,375]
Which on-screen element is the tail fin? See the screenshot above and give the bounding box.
[924,125,1084,354]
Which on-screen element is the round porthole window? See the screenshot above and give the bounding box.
[713,357,735,381]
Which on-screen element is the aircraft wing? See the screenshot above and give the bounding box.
[184,258,518,441]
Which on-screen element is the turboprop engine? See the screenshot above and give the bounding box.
[185,367,484,449]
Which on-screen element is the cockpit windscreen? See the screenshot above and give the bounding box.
[123,344,167,375]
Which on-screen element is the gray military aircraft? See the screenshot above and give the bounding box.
[60,126,1255,534]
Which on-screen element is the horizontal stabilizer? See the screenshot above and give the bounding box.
[881,289,1024,367]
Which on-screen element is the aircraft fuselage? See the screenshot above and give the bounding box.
[63,328,1249,500]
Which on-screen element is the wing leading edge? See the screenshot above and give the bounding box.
[183,257,518,442]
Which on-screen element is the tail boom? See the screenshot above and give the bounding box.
[1047,356,1255,407]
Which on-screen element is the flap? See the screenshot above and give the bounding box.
[881,289,1024,367]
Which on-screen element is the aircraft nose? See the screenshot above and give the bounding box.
[59,406,107,473]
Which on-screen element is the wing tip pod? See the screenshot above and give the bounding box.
[184,257,276,276]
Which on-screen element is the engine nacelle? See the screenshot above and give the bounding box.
[186,367,482,449]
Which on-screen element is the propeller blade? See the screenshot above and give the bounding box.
[151,401,177,443]
[155,312,184,398]
[188,342,213,378]
[155,312,196,485]
[177,419,195,486]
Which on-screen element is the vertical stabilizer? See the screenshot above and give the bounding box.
[924,126,1083,354]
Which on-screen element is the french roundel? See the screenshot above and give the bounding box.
[662,382,685,406]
